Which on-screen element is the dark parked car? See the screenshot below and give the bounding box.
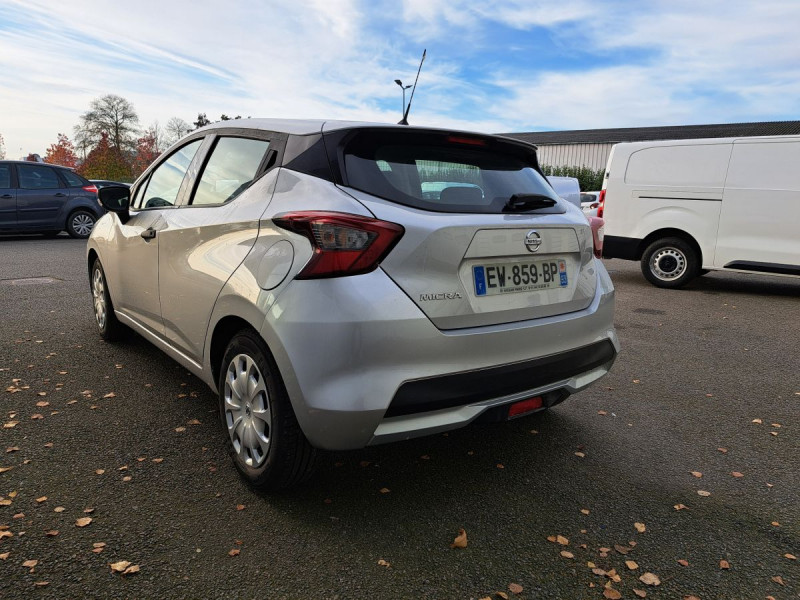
[0,161,104,238]
[90,180,131,190]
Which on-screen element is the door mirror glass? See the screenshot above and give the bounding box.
[98,185,130,211]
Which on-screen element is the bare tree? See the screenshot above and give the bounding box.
[144,120,167,152]
[164,117,191,148]
[74,94,140,153]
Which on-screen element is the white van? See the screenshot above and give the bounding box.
[546,175,581,209]
[600,135,800,288]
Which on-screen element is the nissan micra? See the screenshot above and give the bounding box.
[88,119,619,489]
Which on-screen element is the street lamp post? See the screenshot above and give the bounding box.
[394,79,412,118]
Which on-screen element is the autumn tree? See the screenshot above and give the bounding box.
[74,94,140,154]
[130,132,160,177]
[77,132,132,182]
[44,133,78,168]
[164,117,191,148]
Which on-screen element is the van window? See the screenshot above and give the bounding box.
[725,141,800,191]
[625,144,731,187]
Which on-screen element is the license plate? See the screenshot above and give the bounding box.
[473,258,568,296]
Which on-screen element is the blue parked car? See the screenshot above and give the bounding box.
[0,161,105,238]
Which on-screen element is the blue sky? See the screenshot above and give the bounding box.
[1,0,799,156]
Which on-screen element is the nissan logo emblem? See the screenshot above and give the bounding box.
[524,230,542,252]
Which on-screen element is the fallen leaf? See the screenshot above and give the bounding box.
[690,471,703,478]
[508,583,523,594]
[731,472,744,478]
[639,573,661,586]
[771,576,784,586]
[228,549,240,557]
[719,559,730,569]
[495,593,508,600]
[35,401,49,407]
[110,560,131,572]
[377,559,390,567]
[0,531,12,539]
[771,521,780,527]
[5,446,20,453]
[674,504,689,511]
[496,463,504,469]
[122,476,132,482]
[53,507,65,513]
[450,528,468,549]
[420,455,430,460]
[236,504,246,511]
[187,418,201,425]
[35,496,48,503]
[152,458,164,463]
[93,542,106,548]
[379,487,390,494]
[633,589,647,598]
[752,418,762,424]
[122,565,140,575]
[3,421,19,429]
[31,414,44,420]
[770,431,778,436]
[0,467,12,474]
[23,559,39,568]
[560,550,574,559]
[623,560,639,571]
[785,553,797,560]
[614,544,630,555]
[597,410,607,415]
[634,522,646,533]
[574,451,586,458]
[43,443,53,448]
[556,535,569,546]
[45,530,58,537]
[75,517,92,527]
[34,581,49,587]
[683,596,701,600]
[580,509,590,515]
[717,447,727,453]
[174,427,186,432]
[95,469,105,475]
[697,490,711,496]
[0,499,11,506]
[632,379,640,384]
[603,589,622,600]
[37,392,47,397]
[677,559,689,566]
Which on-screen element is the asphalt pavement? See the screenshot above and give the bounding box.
[1,234,798,599]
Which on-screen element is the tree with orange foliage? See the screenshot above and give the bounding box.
[130,132,160,178]
[76,132,132,182]
[44,133,78,168]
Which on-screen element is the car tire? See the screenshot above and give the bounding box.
[218,329,317,490]
[67,210,97,239]
[641,237,700,289]
[91,259,124,341]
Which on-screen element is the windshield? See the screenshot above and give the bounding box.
[341,131,561,214]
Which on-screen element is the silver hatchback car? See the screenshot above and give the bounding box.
[88,119,619,489]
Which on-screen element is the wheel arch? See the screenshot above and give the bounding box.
[638,228,703,265]
[209,316,266,391]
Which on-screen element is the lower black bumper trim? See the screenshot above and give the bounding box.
[603,235,641,260]
[384,340,616,418]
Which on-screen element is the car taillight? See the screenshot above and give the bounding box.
[597,189,606,218]
[588,216,605,259]
[273,211,404,279]
[83,184,98,194]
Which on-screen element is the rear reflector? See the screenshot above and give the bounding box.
[588,216,605,259]
[273,211,404,279]
[508,396,543,417]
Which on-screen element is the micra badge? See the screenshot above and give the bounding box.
[419,292,463,301]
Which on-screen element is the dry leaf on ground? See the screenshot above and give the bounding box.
[771,576,785,585]
[603,589,622,599]
[379,487,390,494]
[639,572,661,586]
[697,490,711,497]
[731,471,744,478]
[674,504,689,510]
[110,560,131,572]
[23,559,39,568]
[228,549,240,557]
[677,559,689,566]
[556,535,569,546]
[633,589,647,598]
[75,517,92,527]
[508,583,523,594]
[450,528,468,549]
[719,559,730,569]
[690,471,702,478]
[634,522,646,533]
[45,530,58,537]
[35,496,47,503]
[625,560,639,570]
[785,553,797,560]
[377,559,390,567]
[560,550,574,559]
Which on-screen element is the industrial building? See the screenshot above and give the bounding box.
[503,120,800,171]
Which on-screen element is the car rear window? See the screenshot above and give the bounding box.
[340,130,560,213]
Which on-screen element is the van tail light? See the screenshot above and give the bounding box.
[273,211,404,279]
[83,184,98,194]
[588,216,605,259]
[596,189,606,218]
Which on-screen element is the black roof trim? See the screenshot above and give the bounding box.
[500,120,800,145]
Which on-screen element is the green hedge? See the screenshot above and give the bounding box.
[540,165,604,192]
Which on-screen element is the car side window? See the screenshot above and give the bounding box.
[61,170,88,187]
[18,165,61,189]
[0,165,10,188]
[191,137,270,206]
[137,139,202,209]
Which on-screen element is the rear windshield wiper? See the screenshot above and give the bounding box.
[503,193,557,212]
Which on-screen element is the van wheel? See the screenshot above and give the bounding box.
[219,330,317,490]
[641,237,699,288]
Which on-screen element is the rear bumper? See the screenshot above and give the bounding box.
[261,259,618,450]
[603,235,641,260]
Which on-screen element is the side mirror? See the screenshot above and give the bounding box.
[98,186,131,223]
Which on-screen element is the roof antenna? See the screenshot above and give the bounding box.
[398,49,426,125]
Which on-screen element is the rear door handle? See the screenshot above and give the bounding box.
[55,192,67,197]
[1,194,12,199]
[141,228,157,240]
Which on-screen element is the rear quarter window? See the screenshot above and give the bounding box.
[60,170,89,187]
